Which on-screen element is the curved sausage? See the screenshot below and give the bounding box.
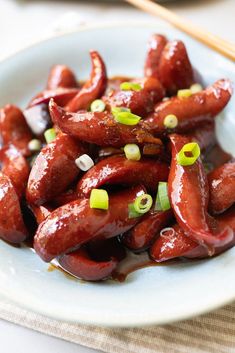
[30,204,52,224]
[59,238,126,281]
[158,40,194,95]
[59,247,118,281]
[143,79,233,134]
[0,145,30,198]
[0,105,33,156]
[26,133,85,205]
[77,155,169,197]
[28,88,79,108]
[168,134,232,249]
[150,207,235,262]
[47,65,78,90]
[0,173,28,243]
[144,34,168,78]
[49,99,162,147]
[104,77,165,117]
[208,161,235,214]
[34,185,146,262]
[65,51,107,112]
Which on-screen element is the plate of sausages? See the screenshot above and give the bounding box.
[0,22,234,327]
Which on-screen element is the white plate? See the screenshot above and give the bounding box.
[0,22,235,327]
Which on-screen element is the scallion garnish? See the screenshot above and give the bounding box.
[133,194,153,214]
[155,182,171,211]
[176,142,201,166]
[90,99,106,112]
[44,128,56,144]
[28,139,42,152]
[128,203,143,219]
[111,107,142,126]
[124,144,141,161]
[75,154,94,171]
[89,189,109,210]
[120,82,142,92]
[177,89,192,98]
[190,83,203,94]
[163,114,178,129]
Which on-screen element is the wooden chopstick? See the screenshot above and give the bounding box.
[125,0,235,61]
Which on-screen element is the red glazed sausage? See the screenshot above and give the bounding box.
[168,134,232,249]
[27,133,85,205]
[59,238,126,281]
[158,40,194,95]
[47,65,78,90]
[77,155,169,197]
[28,88,79,108]
[151,207,235,262]
[144,34,168,79]
[34,185,146,262]
[122,209,173,251]
[143,79,233,134]
[0,145,30,198]
[59,247,118,281]
[49,99,162,147]
[65,51,107,112]
[0,105,33,156]
[0,173,28,243]
[104,77,165,117]
[30,204,52,224]
[208,161,235,214]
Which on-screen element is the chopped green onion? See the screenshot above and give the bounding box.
[44,128,56,144]
[176,142,201,166]
[28,139,42,152]
[75,154,94,171]
[133,194,153,214]
[112,110,142,126]
[190,83,203,94]
[164,114,178,129]
[90,99,106,112]
[128,203,142,219]
[124,144,141,161]
[177,89,192,98]
[120,82,142,92]
[155,182,171,211]
[90,189,109,210]
[111,107,131,114]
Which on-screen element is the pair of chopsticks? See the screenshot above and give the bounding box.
[125,0,235,62]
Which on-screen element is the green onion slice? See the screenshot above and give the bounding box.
[44,128,56,144]
[124,144,141,161]
[163,114,178,129]
[176,142,201,166]
[177,89,192,98]
[128,203,143,219]
[120,82,142,92]
[90,99,106,112]
[111,107,131,114]
[133,194,153,214]
[89,189,109,210]
[112,109,142,126]
[155,182,171,211]
[28,139,42,152]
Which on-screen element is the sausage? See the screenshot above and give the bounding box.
[143,79,233,134]
[65,51,107,112]
[144,34,168,79]
[77,155,169,197]
[47,65,78,90]
[0,173,28,243]
[34,185,146,262]
[27,133,85,205]
[0,105,33,156]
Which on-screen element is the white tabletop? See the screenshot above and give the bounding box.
[0,0,234,352]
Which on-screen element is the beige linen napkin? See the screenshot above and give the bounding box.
[1,295,235,353]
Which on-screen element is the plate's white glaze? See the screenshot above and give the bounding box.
[0,22,235,327]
